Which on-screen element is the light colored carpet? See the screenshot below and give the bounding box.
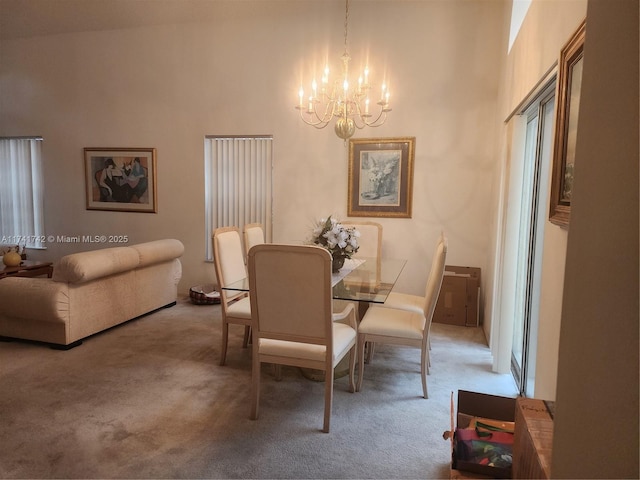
[0,296,517,479]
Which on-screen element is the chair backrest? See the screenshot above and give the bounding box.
[212,226,247,303]
[341,221,382,259]
[243,223,265,259]
[422,234,448,320]
[248,244,333,346]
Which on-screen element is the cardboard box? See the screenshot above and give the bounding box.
[435,266,481,327]
[449,390,517,479]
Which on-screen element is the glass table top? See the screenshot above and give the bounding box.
[222,257,406,304]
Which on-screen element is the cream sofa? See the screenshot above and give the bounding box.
[0,239,184,349]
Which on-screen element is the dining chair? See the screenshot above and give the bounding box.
[356,235,447,398]
[212,226,252,366]
[340,221,383,320]
[243,223,265,261]
[248,243,357,433]
[340,221,382,259]
[377,232,447,371]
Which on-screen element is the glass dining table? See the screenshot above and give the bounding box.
[221,256,407,304]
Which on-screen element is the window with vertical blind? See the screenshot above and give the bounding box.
[204,135,273,261]
[0,137,45,249]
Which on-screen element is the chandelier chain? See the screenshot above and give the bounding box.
[343,0,349,54]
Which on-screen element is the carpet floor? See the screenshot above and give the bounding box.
[0,296,517,479]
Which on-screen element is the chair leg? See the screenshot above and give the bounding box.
[366,341,376,363]
[420,346,429,399]
[427,323,431,375]
[323,366,334,433]
[250,355,261,420]
[347,346,356,393]
[356,334,366,392]
[242,325,251,348]
[428,327,433,373]
[219,321,229,366]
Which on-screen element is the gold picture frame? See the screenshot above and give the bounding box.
[84,147,157,213]
[348,137,415,218]
[549,19,586,227]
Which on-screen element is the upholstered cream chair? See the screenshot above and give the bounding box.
[340,221,383,318]
[356,235,447,398]
[212,226,252,366]
[248,244,357,433]
[243,223,265,261]
[382,232,446,312]
[341,221,382,259]
[378,232,447,371]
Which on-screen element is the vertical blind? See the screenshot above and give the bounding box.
[0,137,45,248]
[204,136,273,261]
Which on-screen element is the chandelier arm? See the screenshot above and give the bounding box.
[348,110,388,130]
[297,109,331,128]
[296,100,336,128]
[299,118,332,130]
[320,97,339,122]
[365,114,388,129]
[362,110,388,128]
[347,99,386,129]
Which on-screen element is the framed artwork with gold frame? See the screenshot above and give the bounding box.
[347,137,415,218]
[549,19,586,227]
[84,147,157,213]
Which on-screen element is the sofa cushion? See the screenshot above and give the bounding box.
[52,247,140,284]
[132,239,184,267]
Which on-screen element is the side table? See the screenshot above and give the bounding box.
[0,260,53,280]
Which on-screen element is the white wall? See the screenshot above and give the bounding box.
[488,0,587,399]
[552,0,638,476]
[0,0,506,333]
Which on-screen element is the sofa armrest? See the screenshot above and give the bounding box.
[132,239,185,268]
[0,278,69,323]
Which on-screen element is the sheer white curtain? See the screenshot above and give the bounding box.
[0,137,45,248]
[204,136,273,261]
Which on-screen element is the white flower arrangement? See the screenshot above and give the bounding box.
[310,216,360,260]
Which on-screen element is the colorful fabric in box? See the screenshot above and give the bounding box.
[456,427,514,469]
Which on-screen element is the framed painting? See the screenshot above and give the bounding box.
[549,19,586,227]
[84,147,157,213]
[348,137,415,218]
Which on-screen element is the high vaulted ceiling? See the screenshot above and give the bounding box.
[0,0,227,40]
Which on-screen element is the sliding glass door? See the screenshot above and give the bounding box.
[511,85,555,397]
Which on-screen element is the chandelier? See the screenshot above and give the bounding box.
[295,0,392,140]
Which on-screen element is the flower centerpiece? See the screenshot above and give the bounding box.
[310,216,360,272]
